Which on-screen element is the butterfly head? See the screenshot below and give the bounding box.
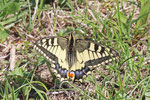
[69,33,76,45]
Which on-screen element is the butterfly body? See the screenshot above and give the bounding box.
[34,34,119,82]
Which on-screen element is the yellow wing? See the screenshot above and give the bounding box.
[34,37,68,63]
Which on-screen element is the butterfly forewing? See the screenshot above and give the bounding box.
[34,37,68,63]
[76,39,119,66]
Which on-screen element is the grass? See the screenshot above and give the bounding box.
[0,0,150,99]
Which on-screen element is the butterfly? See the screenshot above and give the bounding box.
[34,33,119,82]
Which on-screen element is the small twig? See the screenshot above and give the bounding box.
[88,9,96,21]
[32,0,39,21]
[9,45,16,70]
[0,54,9,60]
[46,91,64,95]
[0,43,7,48]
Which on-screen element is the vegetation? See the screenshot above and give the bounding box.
[0,0,150,99]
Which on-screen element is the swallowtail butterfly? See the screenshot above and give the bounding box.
[34,34,119,82]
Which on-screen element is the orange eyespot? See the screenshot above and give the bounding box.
[69,72,74,78]
[67,72,75,78]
